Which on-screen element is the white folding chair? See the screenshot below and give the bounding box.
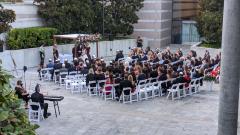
[144,81,154,99]
[70,80,81,94]
[59,72,68,86]
[65,75,75,90]
[120,87,133,104]
[28,102,44,123]
[158,80,168,96]
[166,83,180,100]
[88,81,98,96]
[54,69,60,83]
[97,80,106,96]
[113,83,120,99]
[151,81,161,97]
[40,68,52,81]
[102,84,114,101]
[137,79,147,101]
[69,71,78,76]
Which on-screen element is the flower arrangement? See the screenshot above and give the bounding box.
[204,74,216,82]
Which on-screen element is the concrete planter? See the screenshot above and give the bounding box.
[0,39,136,71]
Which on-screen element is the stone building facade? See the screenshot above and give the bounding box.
[132,0,199,47]
[132,0,173,48]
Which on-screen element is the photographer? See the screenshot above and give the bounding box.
[15,80,29,109]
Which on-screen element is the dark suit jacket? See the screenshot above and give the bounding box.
[31,92,44,109]
[86,73,96,87]
[120,80,133,95]
[137,73,146,82]
[150,71,158,80]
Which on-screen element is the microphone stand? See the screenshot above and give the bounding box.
[23,70,26,90]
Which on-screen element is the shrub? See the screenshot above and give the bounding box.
[0,65,39,135]
[7,27,58,50]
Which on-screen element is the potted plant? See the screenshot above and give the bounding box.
[204,74,216,91]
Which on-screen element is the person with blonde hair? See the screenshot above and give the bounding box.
[128,74,136,92]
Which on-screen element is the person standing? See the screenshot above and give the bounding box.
[137,36,143,48]
[39,45,45,68]
[53,44,59,62]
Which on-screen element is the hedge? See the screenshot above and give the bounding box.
[7,27,58,50]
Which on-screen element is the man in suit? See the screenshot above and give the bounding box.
[31,84,51,118]
[150,65,158,82]
[115,50,124,61]
[119,74,133,98]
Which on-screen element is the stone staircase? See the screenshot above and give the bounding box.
[2,0,43,28]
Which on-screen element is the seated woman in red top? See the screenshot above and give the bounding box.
[105,74,114,95]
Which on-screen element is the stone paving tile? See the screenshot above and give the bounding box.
[19,69,239,135]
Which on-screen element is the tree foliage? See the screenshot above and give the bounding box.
[0,4,16,33]
[0,65,38,135]
[37,0,94,34]
[35,0,143,36]
[196,0,223,44]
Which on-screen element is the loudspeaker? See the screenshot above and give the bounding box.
[23,66,27,72]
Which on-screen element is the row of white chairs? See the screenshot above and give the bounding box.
[167,77,204,100]
[85,77,204,104]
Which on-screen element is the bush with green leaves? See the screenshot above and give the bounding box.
[0,66,38,135]
[196,0,223,46]
[0,4,16,33]
[7,27,58,50]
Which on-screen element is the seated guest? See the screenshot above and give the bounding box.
[46,59,54,68]
[59,64,68,73]
[172,72,186,85]
[115,50,124,61]
[96,66,105,81]
[119,74,133,98]
[53,59,62,70]
[137,70,146,83]
[86,68,96,87]
[128,74,136,92]
[31,84,51,118]
[15,80,29,109]
[81,67,89,75]
[105,74,114,95]
[64,59,72,71]
[46,59,54,80]
[150,65,158,82]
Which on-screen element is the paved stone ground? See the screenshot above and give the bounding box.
[16,45,235,135]
[20,69,220,135]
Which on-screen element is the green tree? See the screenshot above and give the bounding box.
[0,65,38,134]
[196,0,223,45]
[92,0,143,36]
[36,0,95,34]
[0,4,16,33]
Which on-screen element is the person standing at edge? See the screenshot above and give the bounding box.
[137,36,143,48]
[39,44,45,68]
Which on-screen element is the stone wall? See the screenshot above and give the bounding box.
[0,39,136,71]
[191,46,221,58]
[132,0,173,48]
[2,2,43,28]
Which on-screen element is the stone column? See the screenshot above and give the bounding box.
[218,0,240,135]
